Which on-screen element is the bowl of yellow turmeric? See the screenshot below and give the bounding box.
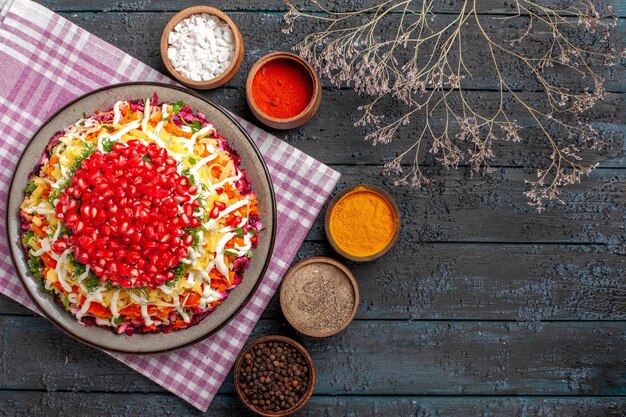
[324,185,401,262]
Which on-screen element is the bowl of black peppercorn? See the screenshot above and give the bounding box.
[234,335,316,416]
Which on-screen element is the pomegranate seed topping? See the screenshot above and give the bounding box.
[75,220,85,233]
[51,240,68,254]
[54,141,200,288]
[182,234,194,246]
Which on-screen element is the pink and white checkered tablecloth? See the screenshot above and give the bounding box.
[0,0,340,411]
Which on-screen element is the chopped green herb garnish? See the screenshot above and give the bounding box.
[181,168,196,185]
[47,190,60,206]
[59,293,71,310]
[185,226,203,249]
[114,316,125,324]
[235,227,245,238]
[223,250,239,257]
[102,137,116,153]
[248,229,256,236]
[57,177,71,191]
[182,119,202,133]
[172,262,187,279]
[172,100,185,115]
[82,112,87,119]
[27,253,44,280]
[139,287,148,299]
[164,278,178,289]
[54,142,96,193]
[21,230,34,247]
[188,157,196,164]
[142,155,151,162]
[245,250,253,258]
[71,255,86,277]
[180,116,203,133]
[25,181,37,196]
[70,144,96,172]
[83,274,101,292]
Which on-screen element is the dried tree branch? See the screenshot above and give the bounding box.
[285,0,624,211]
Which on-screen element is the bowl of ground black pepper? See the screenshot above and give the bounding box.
[280,257,359,338]
[234,335,316,416]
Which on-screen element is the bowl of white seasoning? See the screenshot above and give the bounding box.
[161,6,244,89]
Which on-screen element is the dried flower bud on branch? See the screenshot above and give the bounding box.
[284,0,624,211]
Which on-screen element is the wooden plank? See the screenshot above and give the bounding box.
[56,12,626,93]
[26,6,626,170]
[149,89,625,170]
[301,166,626,244]
[179,88,623,170]
[40,11,626,169]
[3,242,625,322]
[36,0,626,17]
[3,241,625,321]
[4,169,626,318]
[1,317,624,395]
[4,170,626,316]
[268,242,626,321]
[0,297,34,316]
[1,392,625,417]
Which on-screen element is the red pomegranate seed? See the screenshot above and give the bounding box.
[51,240,68,254]
[166,254,178,268]
[54,140,200,288]
[174,194,190,203]
[226,215,240,228]
[183,203,194,217]
[75,220,85,233]
[176,247,188,259]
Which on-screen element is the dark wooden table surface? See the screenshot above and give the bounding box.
[2,1,625,416]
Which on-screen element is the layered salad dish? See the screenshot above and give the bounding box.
[20,95,260,335]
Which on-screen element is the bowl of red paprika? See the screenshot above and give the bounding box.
[246,52,322,130]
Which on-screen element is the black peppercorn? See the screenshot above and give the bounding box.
[238,340,311,413]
